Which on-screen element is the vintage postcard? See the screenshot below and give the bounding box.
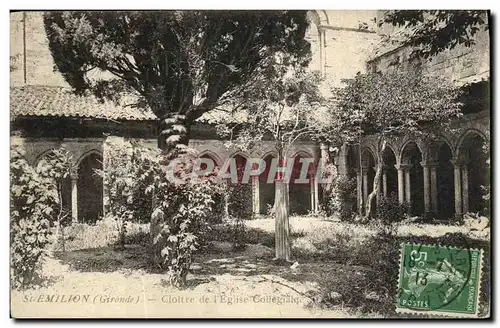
[10,10,490,319]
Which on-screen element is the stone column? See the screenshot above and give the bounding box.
[314,146,323,213]
[320,143,329,167]
[356,169,363,214]
[382,169,388,197]
[462,165,469,214]
[404,167,411,204]
[421,162,431,214]
[375,167,381,206]
[362,169,369,208]
[396,164,405,204]
[252,175,260,215]
[452,161,463,217]
[429,165,438,213]
[319,28,326,78]
[313,176,319,212]
[70,171,78,223]
[102,143,107,218]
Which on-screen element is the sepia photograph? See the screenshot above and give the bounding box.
[8,8,491,319]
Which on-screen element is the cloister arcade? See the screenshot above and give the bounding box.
[22,137,321,223]
[346,126,490,219]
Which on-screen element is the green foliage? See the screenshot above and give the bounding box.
[211,57,328,261]
[213,66,328,152]
[380,10,488,59]
[331,68,463,218]
[225,183,253,250]
[332,69,463,142]
[98,138,155,248]
[480,142,491,217]
[227,184,253,221]
[210,224,275,248]
[142,146,224,287]
[44,11,311,150]
[99,137,224,286]
[373,195,410,237]
[322,174,357,222]
[10,145,71,289]
[375,195,410,224]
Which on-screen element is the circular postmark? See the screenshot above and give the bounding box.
[397,235,480,313]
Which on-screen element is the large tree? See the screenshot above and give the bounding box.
[43,11,311,150]
[331,68,463,218]
[210,59,329,261]
[380,10,489,59]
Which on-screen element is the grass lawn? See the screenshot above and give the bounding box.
[11,216,490,318]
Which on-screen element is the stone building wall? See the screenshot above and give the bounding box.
[305,10,380,95]
[10,12,69,87]
[368,12,490,86]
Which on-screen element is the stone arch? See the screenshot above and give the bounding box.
[307,10,329,28]
[75,149,103,168]
[345,144,360,179]
[455,129,489,215]
[436,141,455,219]
[381,145,398,199]
[401,142,424,215]
[227,150,250,161]
[455,129,488,158]
[288,150,314,215]
[76,150,103,224]
[306,10,328,76]
[198,149,223,168]
[361,148,377,212]
[34,148,63,166]
[260,152,278,214]
[399,140,424,165]
[226,152,253,217]
[361,147,377,167]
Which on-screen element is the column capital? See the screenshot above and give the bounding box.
[395,164,412,170]
[420,161,438,168]
[450,159,466,168]
[69,170,78,180]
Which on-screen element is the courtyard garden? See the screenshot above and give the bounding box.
[10,214,490,318]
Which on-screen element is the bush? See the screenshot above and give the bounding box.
[375,194,410,225]
[322,174,357,221]
[99,138,225,286]
[226,183,253,249]
[10,145,69,289]
[142,146,224,287]
[98,138,155,248]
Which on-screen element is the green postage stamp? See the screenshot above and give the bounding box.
[396,243,484,317]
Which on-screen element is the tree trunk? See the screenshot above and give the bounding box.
[151,112,192,268]
[274,151,291,261]
[157,113,191,151]
[364,140,386,219]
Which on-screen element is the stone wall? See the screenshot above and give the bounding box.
[10,12,69,87]
[368,12,490,86]
[305,10,380,94]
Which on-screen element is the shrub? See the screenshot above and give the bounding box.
[374,194,410,237]
[322,174,357,221]
[10,145,69,289]
[226,183,253,249]
[36,148,75,253]
[99,138,225,286]
[98,138,156,248]
[142,146,224,287]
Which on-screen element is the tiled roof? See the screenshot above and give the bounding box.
[10,85,157,121]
